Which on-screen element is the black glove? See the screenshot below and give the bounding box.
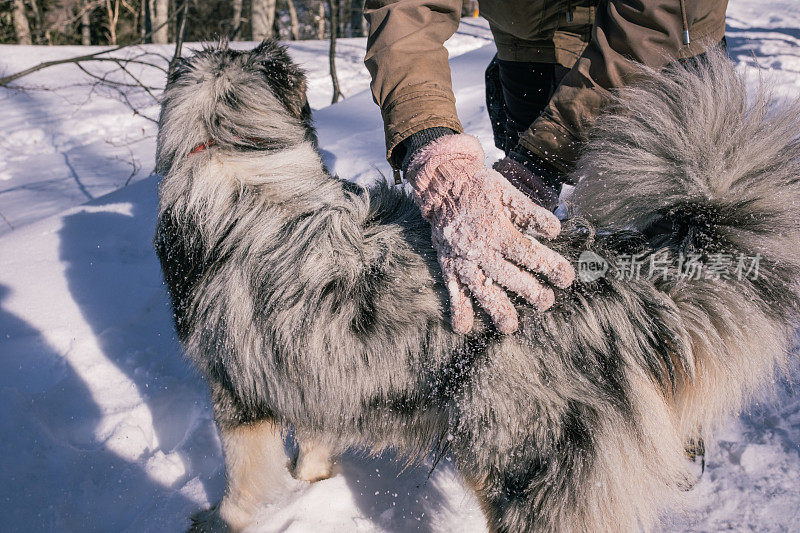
[493,149,563,211]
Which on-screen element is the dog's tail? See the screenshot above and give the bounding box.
[570,49,800,434]
[571,49,800,283]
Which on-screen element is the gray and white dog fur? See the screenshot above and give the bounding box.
[154,41,800,532]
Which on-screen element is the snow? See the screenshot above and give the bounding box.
[1,4,799,531]
[0,27,492,237]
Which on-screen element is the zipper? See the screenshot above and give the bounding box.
[679,0,691,45]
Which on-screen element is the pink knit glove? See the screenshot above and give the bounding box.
[406,134,574,334]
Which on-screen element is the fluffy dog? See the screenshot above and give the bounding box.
[154,41,800,532]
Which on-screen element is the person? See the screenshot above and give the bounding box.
[362,0,727,334]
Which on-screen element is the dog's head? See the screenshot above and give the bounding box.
[156,40,316,174]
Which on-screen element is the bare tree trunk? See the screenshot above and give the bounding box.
[27,0,42,43]
[328,0,343,103]
[350,0,365,37]
[81,0,92,45]
[338,0,348,37]
[251,0,276,41]
[231,0,243,40]
[168,0,188,78]
[12,0,32,45]
[169,0,176,41]
[142,0,152,42]
[316,1,325,40]
[105,0,120,45]
[285,0,299,40]
[151,0,169,43]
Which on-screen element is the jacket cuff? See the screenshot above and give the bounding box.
[400,127,457,174]
[381,86,464,169]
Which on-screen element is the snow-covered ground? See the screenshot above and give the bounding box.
[1,3,799,531]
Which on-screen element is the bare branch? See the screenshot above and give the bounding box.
[73,61,161,92]
[111,59,160,102]
[0,6,180,87]
[0,210,13,231]
[105,142,143,186]
[102,81,159,123]
[168,0,189,80]
[328,0,343,104]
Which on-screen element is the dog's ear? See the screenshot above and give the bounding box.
[166,57,191,88]
[251,39,310,120]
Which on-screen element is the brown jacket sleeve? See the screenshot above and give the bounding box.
[364,0,465,167]
[519,0,727,177]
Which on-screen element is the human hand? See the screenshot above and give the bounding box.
[406,134,575,334]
